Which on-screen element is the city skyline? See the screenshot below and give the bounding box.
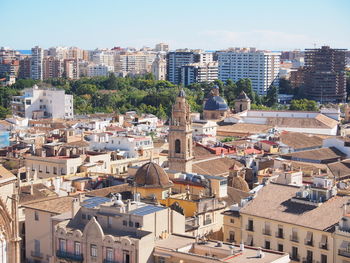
[1,0,350,51]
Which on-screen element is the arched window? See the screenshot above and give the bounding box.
[240,104,243,112]
[175,139,181,153]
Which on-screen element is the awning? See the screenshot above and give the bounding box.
[320,235,327,246]
[306,231,313,242]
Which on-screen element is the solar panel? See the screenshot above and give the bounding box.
[130,205,165,216]
[82,197,111,208]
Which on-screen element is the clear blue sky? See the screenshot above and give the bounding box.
[1,0,349,51]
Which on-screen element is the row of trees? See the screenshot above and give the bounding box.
[0,74,320,119]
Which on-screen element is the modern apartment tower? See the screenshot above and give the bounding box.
[304,46,347,103]
[217,48,281,95]
[180,62,218,86]
[30,46,44,80]
[166,50,214,85]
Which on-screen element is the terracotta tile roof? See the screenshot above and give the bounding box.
[217,123,272,135]
[85,184,131,197]
[279,131,323,150]
[19,183,58,205]
[23,196,74,214]
[193,144,216,160]
[240,183,350,230]
[328,159,350,180]
[0,165,16,182]
[282,147,345,162]
[192,157,243,176]
[266,114,338,129]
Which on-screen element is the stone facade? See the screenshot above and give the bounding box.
[168,89,194,173]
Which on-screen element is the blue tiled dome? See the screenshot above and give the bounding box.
[204,96,228,111]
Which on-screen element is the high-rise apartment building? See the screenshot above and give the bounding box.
[30,46,44,80]
[218,48,281,95]
[180,62,218,86]
[43,57,63,79]
[92,50,115,67]
[18,57,31,79]
[87,64,114,77]
[155,43,169,52]
[115,52,156,75]
[63,59,79,79]
[166,50,213,84]
[304,46,347,103]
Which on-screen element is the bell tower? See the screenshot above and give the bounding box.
[168,89,193,173]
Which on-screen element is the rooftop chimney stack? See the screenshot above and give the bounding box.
[30,181,34,195]
[240,242,244,251]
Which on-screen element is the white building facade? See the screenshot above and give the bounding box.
[87,64,114,77]
[11,85,74,119]
[30,46,44,80]
[218,48,281,95]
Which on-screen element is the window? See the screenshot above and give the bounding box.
[320,235,328,250]
[229,231,235,242]
[82,214,86,220]
[26,100,31,105]
[34,211,39,221]
[263,222,270,235]
[123,251,130,263]
[106,248,113,261]
[306,250,313,261]
[123,220,127,226]
[265,240,270,249]
[230,218,235,224]
[90,244,97,257]
[277,225,284,238]
[158,257,165,263]
[277,244,283,252]
[46,166,49,173]
[129,221,133,227]
[34,239,40,254]
[247,219,254,231]
[53,167,57,175]
[291,246,298,260]
[87,215,91,220]
[305,231,313,246]
[175,139,181,153]
[39,165,42,172]
[291,228,298,242]
[246,235,253,246]
[59,239,66,252]
[135,222,140,228]
[74,242,81,255]
[321,254,327,263]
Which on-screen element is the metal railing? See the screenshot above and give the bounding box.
[56,250,84,262]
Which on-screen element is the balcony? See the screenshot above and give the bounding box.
[56,250,84,262]
[262,228,271,236]
[103,260,118,263]
[31,251,43,259]
[290,255,300,262]
[301,259,315,263]
[319,243,328,250]
[339,249,350,258]
[276,231,284,239]
[290,235,299,243]
[246,225,254,232]
[304,240,313,247]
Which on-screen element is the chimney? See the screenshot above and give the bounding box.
[229,245,234,255]
[71,197,80,217]
[240,242,244,251]
[344,204,348,216]
[30,182,34,195]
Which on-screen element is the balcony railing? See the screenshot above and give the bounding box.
[246,225,254,232]
[304,240,313,247]
[56,250,84,262]
[262,228,271,236]
[319,243,328,250]
[31,251,43,258]
[276,231,284,239]
[339,249,350,258]
[290,255,300,262]
[290,235,299,243]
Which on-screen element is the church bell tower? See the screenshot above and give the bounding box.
[168,89,193,173]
